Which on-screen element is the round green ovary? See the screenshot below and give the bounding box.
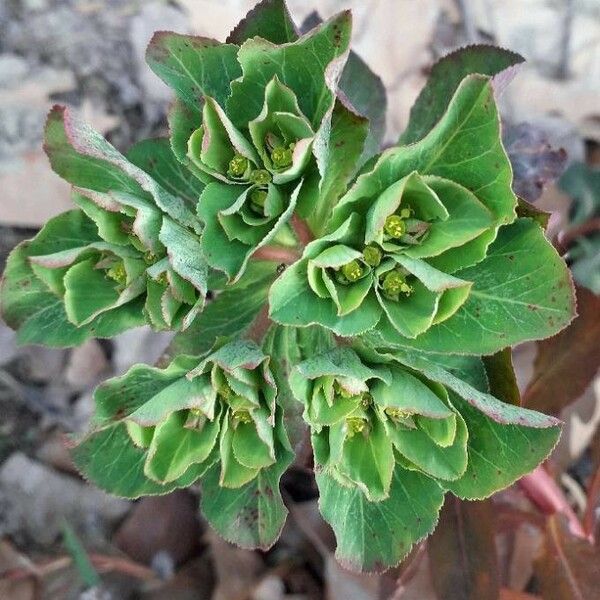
[340,260,364,283]
[271,145,293,169]
[227,154,249,178]
[384,214,407,238]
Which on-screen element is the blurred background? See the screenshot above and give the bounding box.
[0,1,599,599]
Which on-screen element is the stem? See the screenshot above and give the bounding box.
[251,245,300,264]
[583,466,600,540]
[245,305,272,344]
[519,465,589,540]
[291,214,314,247]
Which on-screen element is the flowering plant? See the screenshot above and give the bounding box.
[0,0,575,572]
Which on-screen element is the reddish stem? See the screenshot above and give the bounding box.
[582,466,600,540]
[518,465,588,540]
[251,245,300,264]
[245,305,272,344]
[290,214,314,246]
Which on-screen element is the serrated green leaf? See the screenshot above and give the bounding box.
[45,105,199,232]
[445,394,561,499]
[308,99,368,235]
[200,410,293,550]
[227,0,298,45]
[375,219,576,355]
[227,11,352,129]
[146,33,241,110]
[127,137,205,209]
[400,45,524,145]
[71,423,204,499]
[316,466,444,573]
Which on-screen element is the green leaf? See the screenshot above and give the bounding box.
[338,50,387,163]
[332,75,517,264]
[168,98,203,165]
[45,106,199,232]
[62,522,101,588]
[126,137,205,209]
[227,11,352,128]
[316,466,444,572]
[400,45,524,145]
[159,217,208,297]
[483,348,520,406]
[200,411,294,550]
[376,219,576,355]
[227,0,298,45]
[145,33,241,110]
[71,423,204,499]
[1,236,146,347]
[308,99,368,235]
[164,260,277,359]
[387,348,560,429]
[445,393,561,499]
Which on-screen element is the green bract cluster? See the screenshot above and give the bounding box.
[0,0,576,573]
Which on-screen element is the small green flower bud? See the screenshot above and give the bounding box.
[346,416,369,437]
[271,145,293,169]
[106,261,126,285]
[381,269,412,298]
[143,251,156,265]
[384,214,406,238]
[227,154,249,178]
[340,260,364,283]
[232,409,253,425]
[249,189,268,214]
[399,207,413,219]
[362,245,382,267]
[157,272,169,286]
[219,383,234,401]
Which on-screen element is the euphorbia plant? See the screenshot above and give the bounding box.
[0,0,576,572]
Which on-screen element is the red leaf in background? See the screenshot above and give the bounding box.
[523,285,600,415]
[428,496,500,600]
[534,516,600,600]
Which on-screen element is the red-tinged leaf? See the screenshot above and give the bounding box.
[226,0,298,45]
[534,516,600,600]
[400,45,524,145]
[483,348,521,406]
[428,496,500,600]
[523,285,600,414]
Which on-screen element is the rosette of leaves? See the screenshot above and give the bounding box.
[270,72,575,354]
[0,106,208,346]
[71,340,293,549]
[290,346,561,571]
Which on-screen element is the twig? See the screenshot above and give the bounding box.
[290,214,314,247]
[454,0,478,43]
[251,245,300,264]
[245,305,272,344]
[518,465,588,540]
[583,466,600,540]
[3,553,157,583]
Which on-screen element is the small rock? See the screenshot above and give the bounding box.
[0,54,29,88]
[14,345,66,383]
[0,452,129,547]
[65,339,109,392]
[114,491,201,567]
